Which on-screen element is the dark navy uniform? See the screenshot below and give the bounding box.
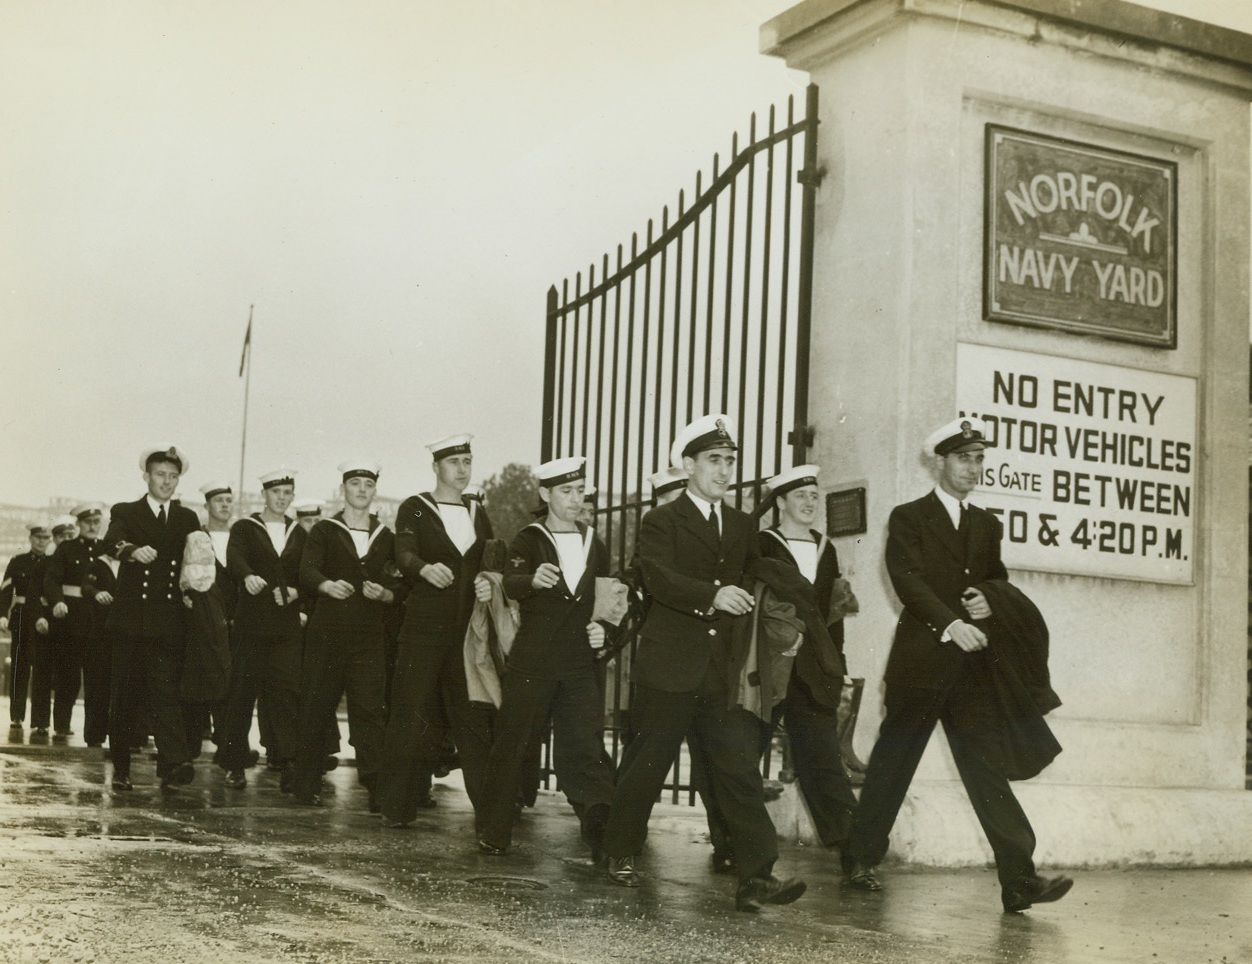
[25,551,55,732]
[757,527,857,848]
[378,492,493,823]
[1,548,42,725]
[44,533,105,734]
[290,512,401,804]
[602,491,780,882]
[103,496,202,780]
[477,521,616,852]
[81,556,119,746]
[219,514,306,772]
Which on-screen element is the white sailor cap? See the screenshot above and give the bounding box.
[925,417,990,457]
[670,414,737,468]
[536,456,586,488]
[258,468,297,489]
[767,464,820,500]
[140,445,189,474]
[648,467,688,497]
[464,483,484,502]
[72,501,106,519]
[426,434,473,461]
[199,481,233,501]
[51,514,78,536]
[293,499,324,518]
[338,460,380,482]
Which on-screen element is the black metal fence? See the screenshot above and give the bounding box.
[539,85,821,801]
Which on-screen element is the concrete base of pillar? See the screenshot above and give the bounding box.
[767,781,1252,867]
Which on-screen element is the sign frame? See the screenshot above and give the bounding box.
[983,124,1178,349]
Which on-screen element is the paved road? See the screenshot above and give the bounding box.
[1,718,1249,963]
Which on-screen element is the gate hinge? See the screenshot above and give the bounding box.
[787,424,816,448]
[797,165,826,188]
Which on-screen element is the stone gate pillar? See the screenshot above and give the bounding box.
[762,0,1252,864]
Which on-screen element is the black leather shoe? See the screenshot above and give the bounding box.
[111,777,134,792]
[710,852,737,875]
[477,837,507,856]
[416,792,437,809]
[225,769,247,790]
[847,861,883,892]
[322,755,339,772]
[382,817,412,829]
[294,792,323,807]
[161,761,195,789]
[735,875,807,912]
[607,855,640,887]
[1002,874,1073,913]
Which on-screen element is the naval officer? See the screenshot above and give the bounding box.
[103,446,202,790]
[844,418,1073,914]
[600,414,807,912]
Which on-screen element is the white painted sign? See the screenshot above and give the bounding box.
[956,344,1195,584]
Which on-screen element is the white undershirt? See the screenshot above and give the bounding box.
[208,530,230,567]
[933,486,966,529]
[350,530,370,558]
[786,537,819,584]
[552,531,587,592]
[438,503,476,555]
[265,521,287,555]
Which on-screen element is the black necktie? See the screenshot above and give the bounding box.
[708,506,720,541]
[157,504,166,526]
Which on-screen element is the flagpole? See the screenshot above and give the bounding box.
[238,305,254,508]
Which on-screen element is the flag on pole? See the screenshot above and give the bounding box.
[239,314,252,377]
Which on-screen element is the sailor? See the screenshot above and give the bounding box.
[290,460,400,809]
[0,524,52,731]
[474,457,616,859]
[82,545,121,751]
[378,433,494,826]
[756,464,859,858]
[219,468,306,789]
[293,499,325,533]
[200,482,238,618]
[103,446,203,790]
[44,503,107,741]
[600,414,807,912]
[28,516,77,740]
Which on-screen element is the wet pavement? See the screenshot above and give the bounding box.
[1,704,1250,963]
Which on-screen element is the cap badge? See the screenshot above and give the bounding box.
[960,420,973,438]
[716,418,729,439]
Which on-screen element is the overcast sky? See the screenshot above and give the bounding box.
[3,0,1250,509]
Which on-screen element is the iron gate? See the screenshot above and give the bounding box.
[539,84,822,801]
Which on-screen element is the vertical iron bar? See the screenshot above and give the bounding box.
[704,155,719,414]
[593,255,609,500]
[569,273,582,456]
[670,192,684,437]
[605,246,623,552]
[651,219,671,473]
[654,208,670,458]
[542,287,559,462]
[641,220,657,473]
[686,174,701,422]
[755,107,776,496]
[580,264,596,460]
[621,233,639,575]
[720,133,738,417]
[776,95,796,473]
[736,114,757,507]
[793,83,819,465]
[557,279,570,459]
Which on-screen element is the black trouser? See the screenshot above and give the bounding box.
[8,604,32,724]
[290,628,387,799]
[603,672,780,884]
[378,631,492,823]
[82,623,112,746]
[217,626,302,771]
[48,607,87,733]
[108,632,191,779]
[477,670,615,849]
[780,678,857,847]
[28,627,54,730]
[847,672,1037,888]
